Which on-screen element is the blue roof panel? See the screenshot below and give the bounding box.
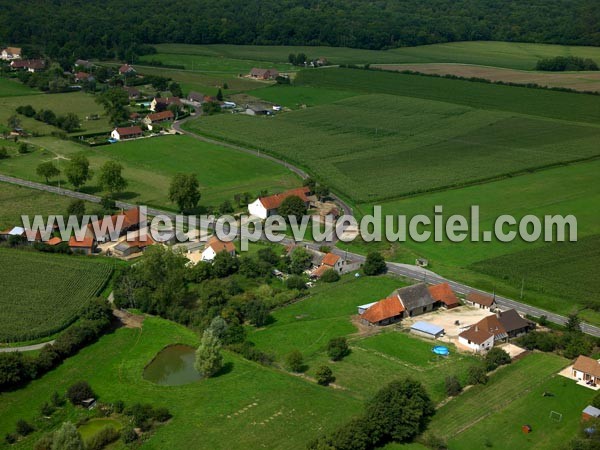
[410,321,444,335]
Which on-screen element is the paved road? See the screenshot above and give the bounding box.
[2,153,598,337]
[0,340,55,353]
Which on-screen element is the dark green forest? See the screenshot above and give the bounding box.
[0,0,599,59]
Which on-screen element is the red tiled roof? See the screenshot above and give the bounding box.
[428,283,460,307]
[119,64,135,73]
[69,236,95,248]
[24,229,43,241]
[259,187,310,211]
[361,296,404,324]
[45,237,62,246]
[467,291,495,307]
[115,126,143,137]
[75,71,90,80]
[4,47,21,55]
[459,325,493,345]
[123,234,154,249]
[322,252,340,266]
[87,207,142,239]
[574,355,600,379]
[207,235,236,254]
[311,264,331,278]
[146,110,174,122]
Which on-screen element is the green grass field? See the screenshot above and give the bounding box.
[186,87,600,203]
[425,352,593,450]
[248,85,358,109]
[0,182,96,230]
[0,248,114,342]
[0,134,300,210]
[140,53,293,74]
[0,317,364,450]
[0,91,111,135]
[151,41,600,70]
[0,77,41,97]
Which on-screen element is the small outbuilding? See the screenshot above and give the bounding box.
[410,321,444,339]
[583,405,600,421]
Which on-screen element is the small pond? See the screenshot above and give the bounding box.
[143,344,202,386]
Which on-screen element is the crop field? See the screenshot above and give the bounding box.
[0,249,114,342]
[249,275,478,403]
[425,353,592,450]
[374,63,600,92]
[0,135,300,210]
[186,88,600,202]
[470,234,600,306]
[0,91,111,135]
[140,53,293,74]
[248,85,358,108]
[0,182,95,230]
[0,317,364,450]
[151,41,600,70]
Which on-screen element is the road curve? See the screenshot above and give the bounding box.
[0,340,55,353]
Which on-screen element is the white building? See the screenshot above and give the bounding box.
[247,187,310,220]
[201,236,236,262]
[1,47,21,61]
[458,325,494,353]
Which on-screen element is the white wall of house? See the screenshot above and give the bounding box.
[248,199,268,219]
[201,246,217,262]
[458,335,494,353]
[110,129,121,141]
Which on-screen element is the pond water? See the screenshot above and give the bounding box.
[143,344,202,386]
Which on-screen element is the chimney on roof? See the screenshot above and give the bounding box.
[475,325,479,332]
[496,310,501,318]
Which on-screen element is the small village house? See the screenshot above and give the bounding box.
[428,282,460,309]
[201,236,236,262]
[1,47,21,60]
[360,296,405,326]
[150,97,182,112]
[245,105,272,116]
[249,68,279,80]
[143,110,174,130]
[123,86,141,99]
[119,64,136,75]
[247,187,311,219]
[458,322,496,353]
[10,59,46,72]
[187,91,205,103]
[68,235,96,255]
[112,234,155,258]
[74,59,93,70]
[496,309,534,338]
[75,71,94,82]
[572,355,600,385]
[392,283,436,317]
[88,207,145,243]
[458,309,531,353]
[311,252,344,278]
[466,291,497,310]
[111,126,143,141]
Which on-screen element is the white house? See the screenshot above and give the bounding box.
[458,325,495,353]
[201,236,236,262]
[247,187,310,219]
[1,47,21,60]
[110,126,143,141]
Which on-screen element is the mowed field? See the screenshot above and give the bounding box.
[150,41,600,70]
[186,69,600,203]
[0,135,300,210]
[374,63,600,92]
[425,352,592,450]
[0,248,114,342]
[0,77,41,98]
[0,182,95,230]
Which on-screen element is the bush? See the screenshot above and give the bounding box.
[285,349,305,373]
[326,337,350,361]
[315,365,335,386]
[152,407,172,422]
[484,347,511,372]
[18,142,28,154]
[363,251,386,275]
[0,147,8,159]
[445,375,462,397]
[16,419,34,436]
[113,400,125,414]
[285,275,306,291]
[40,402,55,417]
[467,365,488,385]
[5,433,17,444]
[320,268,340,283]
[51,391,65,407]
[66,381,95,405]
[121,427,138,444]
[86,426,120,450]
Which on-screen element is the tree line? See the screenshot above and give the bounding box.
[0,0,599,60]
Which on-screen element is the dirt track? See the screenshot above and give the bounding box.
[373,63,600,92]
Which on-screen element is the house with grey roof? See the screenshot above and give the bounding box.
[393,283,437,318]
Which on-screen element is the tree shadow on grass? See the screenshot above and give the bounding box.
[214,361,234,377]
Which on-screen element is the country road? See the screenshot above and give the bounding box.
[1,126,598,337]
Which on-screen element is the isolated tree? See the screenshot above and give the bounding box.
[327,337,350,361]
[98,160,127,196]
[36,161,60,183]
[484,347,511,372]
[285,349,305,373]
[51,422,84,450]
[289,247,312,274]
[0,147,8,159]
[64,154,91,189]
[194,329,223,377]
[168,81,182,97]
[66,199,86,220]
[7,114,21,130]
[278,195,307,221]
[216,88,223,101]
[363,251,386,275]
[218,200,234,214]
[16,419,34,436]
[316,365,335,386]
[66,381,95,405]
[168,173,200,212]
[95,88,129,125]
[320,268,340,283]
[59,113,80,132]
[18,142,29,154]
[207,316,228,341]
[445,375,462,396]
[566,313,582,333]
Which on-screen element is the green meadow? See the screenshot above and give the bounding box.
[0,77,41,97]
[0,135,300,210]
[151,41,600,70]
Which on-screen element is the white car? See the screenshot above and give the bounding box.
[272,105,282,111]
